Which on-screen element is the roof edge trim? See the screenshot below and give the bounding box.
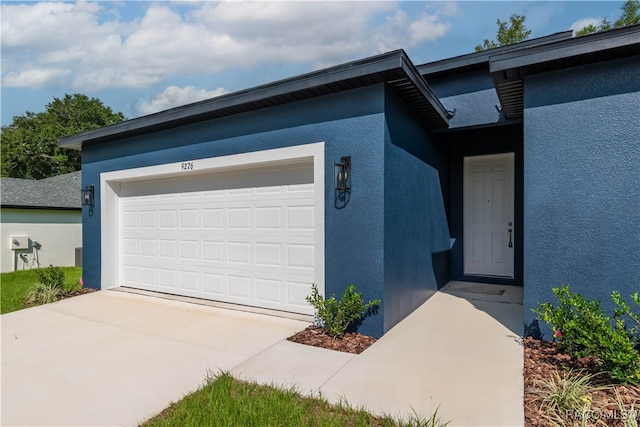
[59,49,449,149]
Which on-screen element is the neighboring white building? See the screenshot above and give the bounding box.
[1,171,82,272]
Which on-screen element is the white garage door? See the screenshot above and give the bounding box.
[118,160,316,315]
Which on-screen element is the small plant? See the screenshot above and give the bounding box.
[306,283,380,338]
[24,282,65,306]
[406,405,451,427]
[24,265,66,306]
[614,387,639,427]
[533,369,607,427]
[533,285,640,384]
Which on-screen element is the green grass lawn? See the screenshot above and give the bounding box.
[140,372,448,427]
[0,267,83,314]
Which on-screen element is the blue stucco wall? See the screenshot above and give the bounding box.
[382,88,451,332]
[523,56,640,337]
[427,70,505,129]
[82,85,387,337]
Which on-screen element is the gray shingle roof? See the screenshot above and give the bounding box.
[1,171,81,209]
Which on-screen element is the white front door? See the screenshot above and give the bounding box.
[463,153,514,278]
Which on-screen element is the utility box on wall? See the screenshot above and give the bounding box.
[10,236,30,250]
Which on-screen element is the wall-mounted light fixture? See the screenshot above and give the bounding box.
[81,185,95,207]
[334,156,351,191]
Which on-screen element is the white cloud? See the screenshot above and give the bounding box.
[137,85,229,115]
[3,68,71,89]
[570,17,602,34]
[1,1,455,91]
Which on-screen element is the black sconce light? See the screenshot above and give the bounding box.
[81,185,95,207]
[334,156,351,191]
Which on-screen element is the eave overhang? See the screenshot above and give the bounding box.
[1,205,81,211]
[59,50,449,150]
[491,25,640,119]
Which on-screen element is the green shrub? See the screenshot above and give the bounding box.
[24,265,66,306]
[533,285,640,384]
[306,284,380,338]
[35,265,65,291]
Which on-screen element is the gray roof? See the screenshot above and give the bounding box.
[59,50,450,150]
[1,171,81,210]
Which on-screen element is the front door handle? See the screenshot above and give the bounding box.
[508,228,513,248]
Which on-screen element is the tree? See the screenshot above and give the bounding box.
[1,94,125,179]
[615,0,640,26]
[576,0,639,36]
[475,14,532,52]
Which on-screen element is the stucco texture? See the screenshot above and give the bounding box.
[82,85,389,337]
[523,56,640,336]
[383,88,451,331]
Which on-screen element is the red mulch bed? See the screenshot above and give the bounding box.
[288,329,639,425]
[523,337,639,426]
[61,287,97,299]
[287,326,376,354]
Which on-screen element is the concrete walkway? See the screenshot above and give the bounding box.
[1,283,523,426]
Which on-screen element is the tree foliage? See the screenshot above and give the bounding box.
[475,14,532,52]
[575,0,640,36]
[1,94,125,179]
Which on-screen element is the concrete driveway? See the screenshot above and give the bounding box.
[2,282,523,426]
[1,291,309,426]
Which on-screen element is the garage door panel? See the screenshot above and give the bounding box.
[179,209,200,228]
[228,208,251,229]
[179,240,200,261]
[121,265,138,286]
[203,209,224,229]
[228,275,252,299]
[121,211,138,229]
[139,238,156,257]
[287,281,314,309]
[159,210,177,229]
[158,240,178,259]
[139,211,157,228]
[140,267,157,287]
[202,241,224,262]
[227,242,251,264]
[255,243,282,266]
[118,161,316,314]
[255,207,282,229]
[179,271,199,291]
[287,206,314,229]
[255,278,282,303]
[158,269,177,289]
[202,273,224,295]
[287,244,314,269]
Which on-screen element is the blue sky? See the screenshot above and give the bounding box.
[0,1,627,126]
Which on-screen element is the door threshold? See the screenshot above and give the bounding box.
[112,287,314,322]
[440,281,523,305]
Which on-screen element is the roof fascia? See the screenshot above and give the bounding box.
[490,25,640,75]
[417,31,573,77]
[0,205,81,211]
[59,49,449,149]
